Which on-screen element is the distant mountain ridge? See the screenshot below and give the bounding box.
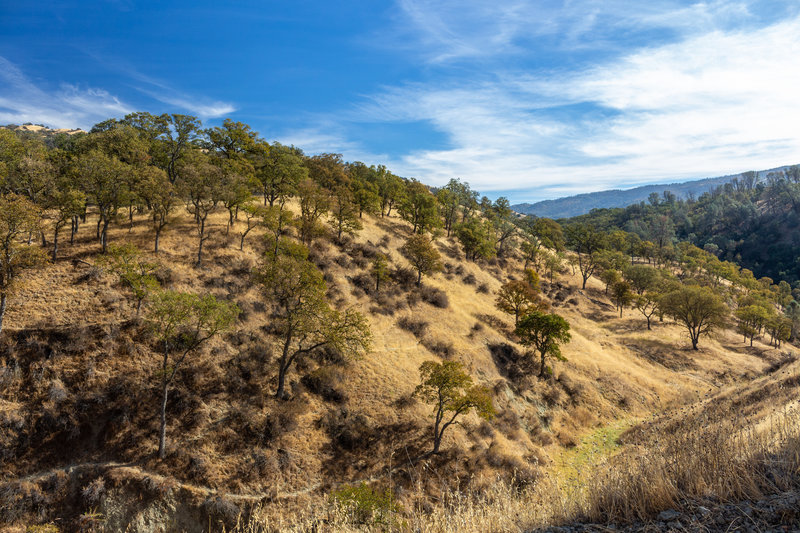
[512,166,795,218]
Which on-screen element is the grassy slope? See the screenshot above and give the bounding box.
[0,203,796,530]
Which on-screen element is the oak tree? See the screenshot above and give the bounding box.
[414,360,494,454]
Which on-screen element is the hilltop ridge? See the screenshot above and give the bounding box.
[512,165,796,218]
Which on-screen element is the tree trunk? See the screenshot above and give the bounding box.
[70,216,77,245]
[52,228,59,262]
[196,217,206,267]
[416,269,422,286]
[432,410,443,454]
[158,377,169,459]
[275,330,292,400]
[101,218,110,253]
[646,316,651,330]
[154,227,161,253]
[539,350,546,377]
[0,293,7,336]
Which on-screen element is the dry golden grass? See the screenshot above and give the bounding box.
[2,200,798,530]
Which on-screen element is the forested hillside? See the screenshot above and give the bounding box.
[0,116,799,532]
[558,168,800,284]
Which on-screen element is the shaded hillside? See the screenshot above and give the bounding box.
[512,166,794,218]
[559,165,800,283]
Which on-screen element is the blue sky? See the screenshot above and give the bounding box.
[2,1,800,202]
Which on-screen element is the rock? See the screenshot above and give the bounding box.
[657,510,681,522]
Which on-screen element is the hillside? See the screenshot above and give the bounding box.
[511,166,795,218]
[1,115,799,532]
[1,204,797,532]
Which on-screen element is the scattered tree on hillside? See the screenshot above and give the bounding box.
[565,223,606,289]
[610,280,633,317]
[238,202,268,251]
[178,151,222,267]
[137,165,175,253]
[255,142,307,207]
[263,205,295,259]
[660,285,728,350]
[398,180,440,234]
[515,311,571,378]
[599,269,621,295]
[414,360,494,454]
[634,291,661,330]
[0,194,48,335]
[734,304,771,346]
[49,188,86,261]
[495,277,543,326]
[455,217,496,261]
[623,264,659,295]
[400,234,443,287]
[71,150,131,253]
[371,253,390,292]
[255,252,371,399]
[376,169,405,217]
[99,243,160,315]
[487,197,516,257]
[147,291,239,459]
[330,184,362,241]
[540,250,564,282]
[296,178,330,245]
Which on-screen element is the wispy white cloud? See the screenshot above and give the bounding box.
[91,55,237,119]
[0,55,236,129]
[334,4,800,201]
[392,0,773,62]
[0,56,133,128]
[137,89,236,119]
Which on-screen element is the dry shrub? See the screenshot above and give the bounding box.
[335,254,352,268]
[204,495,240,525]
[308,246,333,271]
[370,294,404,316]
[422,338,454,359]
[75,265,103,284]
[406,290,421,307]
[542,382,566,407]
[391,266,417,288]
[462,273,476,285]
[493,409,522,440]
[419,286,449,308]
[153,266,175,286]
[397,316,429,338]
[475,313,507,330]
[569,406,596,427]
[323,408,373,451]
[301,367,347,404]
[557,372,584,402]
[477,283,490,294]
[263,400,307,445]
[349,273,374,294]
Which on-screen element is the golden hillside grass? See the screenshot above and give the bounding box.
[1,200,798,531]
